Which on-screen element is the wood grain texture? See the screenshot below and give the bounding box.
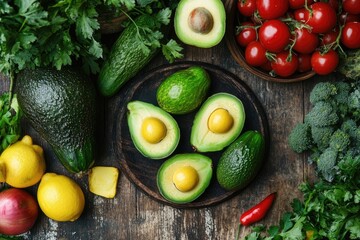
[0,8,323,240]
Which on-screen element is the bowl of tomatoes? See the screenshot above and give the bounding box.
[225,0,360,83]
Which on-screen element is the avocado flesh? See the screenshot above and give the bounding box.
[16,68,97,173]
[157,153,213,204]
[174,0,226,48]
[190,92,245,152]
[127,101,180,159]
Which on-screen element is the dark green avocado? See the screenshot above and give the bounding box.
[16,68,97,174]
[216,130,265,191]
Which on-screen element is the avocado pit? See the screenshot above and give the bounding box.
[188,7,214,34]
[172,166,199,192]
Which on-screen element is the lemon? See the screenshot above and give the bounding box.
[0,135,45,188]
[37,173,85,222]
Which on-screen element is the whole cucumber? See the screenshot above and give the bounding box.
[98,15,160,96]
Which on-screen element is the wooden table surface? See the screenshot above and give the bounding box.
[0,10,334,240]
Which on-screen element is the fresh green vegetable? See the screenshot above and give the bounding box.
[338,49,360,80]
[0,93,21,153]
[242,78,360,239]
[288,78,360,181]
[216,130,265,191]
[97,8,183,96]
[16,68,97,174]
[156,66,211,114]
[0,0,182,78]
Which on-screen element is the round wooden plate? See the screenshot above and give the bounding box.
[112,61,269,208]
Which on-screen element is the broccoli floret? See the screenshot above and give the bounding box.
[309,82,337,104]
[348,88,360,121]
[333,81,351,105]
[329,129,351,152]
[305,101,339,127]
[317,147,337,182]
[311,126,335,151]
[288,122,313,153]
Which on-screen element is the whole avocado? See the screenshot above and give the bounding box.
[16,68,97,174]
[216,130,265,191]
[156,66,211,114]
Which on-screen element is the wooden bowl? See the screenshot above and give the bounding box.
[224,0,316,83]
[98,7,128,35]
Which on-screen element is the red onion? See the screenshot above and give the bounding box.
[0,188,39,235]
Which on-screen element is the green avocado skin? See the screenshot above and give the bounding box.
[216,130,265,191]
[16,68,97,174]
[156,66,211,114]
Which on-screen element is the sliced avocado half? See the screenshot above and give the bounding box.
[157,153,213,204]
[127,101,180,159]
[190,92,245,152]
[174,0,226,48]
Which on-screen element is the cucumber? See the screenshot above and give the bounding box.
[97,15,160,96]
[216,130,265,191]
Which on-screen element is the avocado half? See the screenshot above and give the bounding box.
[127,101,180,159]
[157,153,213,204]
[190,92,246,152]
[174,0,226,48]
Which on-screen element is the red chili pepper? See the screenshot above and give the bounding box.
[235,192,277,240]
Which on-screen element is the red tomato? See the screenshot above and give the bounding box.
[341,22,360,49]
[259,19,290,53]
[305,3,337,33]
[260,60,272,71]
[294,8,308,22]
[328,0,340,11]
[245,41,268,66]
[342,0,360,15]
[237,0,257,17]
[293,28,319,54]
[271,51,299,77]
[321,28,339,46]
[236,22,257,47]
[298,53,312,72]
[256,0,289,20]
[311,50,339,75]
[339,12,360,24]
[289,0,313,9]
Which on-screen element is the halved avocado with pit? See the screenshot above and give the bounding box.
[190,92,246,152]
[174,0,226,48]
[127,101,180,159]
[157,153,213,204]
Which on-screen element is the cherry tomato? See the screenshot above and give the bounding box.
[245,41,268,66]
[321,28,339,46]
[341,22,360,49]
[260,60,272,71]
[259,19,290,53]
[305,2,337,33]
[328,0,340,11]
[293,28,319,54]
[342,0,360,15]
[339,12,360,24]
[271,51,299,77]
[236,22,257,47]
[237,0,257,17]
[298,54,312,72]
[256,0,289,20]
[311,50,339,75]
[294,8,308,22]
[289,0,313,9]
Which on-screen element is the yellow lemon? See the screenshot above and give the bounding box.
[37,173,85,222]
[0,135,45,188]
